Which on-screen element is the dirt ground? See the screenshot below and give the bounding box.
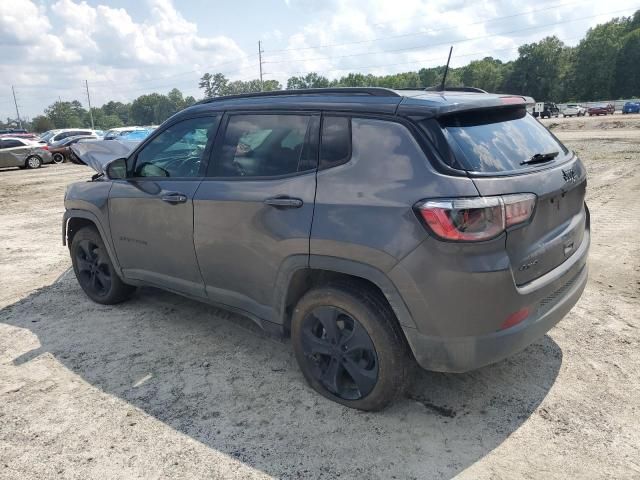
[1,116,639,479]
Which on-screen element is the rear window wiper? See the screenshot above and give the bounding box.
[520,151,559,166]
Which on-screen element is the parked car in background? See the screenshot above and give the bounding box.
[588,104,614,116]
[63,87,589,410]
[38,129,62,143]
[119,128,153,141]
[0,128,28,135]
[103,127,147,140]
[0,132,38,140]
[0,137,53,169]
[47,129,97,144]
[622,101,640,114]
[533,102,559,118]
[49,135,99,164]
[562,104,586,117]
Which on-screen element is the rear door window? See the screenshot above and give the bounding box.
[1,139,25,148]
[436,108,569,173]
[210,114,318,178]
[320,116,351,170]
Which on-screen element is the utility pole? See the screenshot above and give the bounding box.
[11,86,22,129]
[85,80,95,130]
[258,41,264,91]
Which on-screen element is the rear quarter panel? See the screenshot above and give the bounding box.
[311,116,478,272]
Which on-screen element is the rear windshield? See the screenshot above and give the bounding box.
[437,108,568,173]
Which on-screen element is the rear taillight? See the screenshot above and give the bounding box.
[40,145,49,150]
[416,194,536,242]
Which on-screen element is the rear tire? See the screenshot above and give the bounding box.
[70,226,135,304]
[52,152,65,164]
[291,283,410,411]
[25,156,42,169]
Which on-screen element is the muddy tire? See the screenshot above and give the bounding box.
[70,226,135,304]
[291,282,411,411]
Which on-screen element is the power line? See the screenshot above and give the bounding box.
[263,35,584,77]
[263,6,636,65]
[84,54,260,88]
[265,0,584,54]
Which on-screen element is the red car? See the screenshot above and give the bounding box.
[0,132,38,140]
[588,104,615,116]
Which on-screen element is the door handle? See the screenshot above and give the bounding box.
[264,196,303,209]
[161,192,188,204]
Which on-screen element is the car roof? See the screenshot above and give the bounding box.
[176,87,531,121]
[0,137,31,143]
[106,127,145,132]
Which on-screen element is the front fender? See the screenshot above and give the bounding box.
[62,209,122,276]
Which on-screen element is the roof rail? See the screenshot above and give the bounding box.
[196,87,401,104]
[423,86,488,93]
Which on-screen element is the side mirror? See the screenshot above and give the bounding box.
[105,157,127,180]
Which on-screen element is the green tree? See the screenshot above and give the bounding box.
[153,95,177,124]
[101,114,124,129]
[31,115,54,133]
[130,93,163,125]
[167,88,186,109]
[198,72,228,97]
[461,57,506,92]
[102,101,130,124]
[263,80,282,91]
[503,36,567,101]
[44,101,84,128]
[417,66,463,89]
[287,72,330,89]
[336,73,368,87]
[574,18,630,100]
[614,28,640,97]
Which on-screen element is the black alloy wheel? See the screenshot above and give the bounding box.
[300,305,379,400]
[75,239,112,297]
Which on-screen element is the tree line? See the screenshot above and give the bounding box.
[23,88,196,133]
[199,11,639,102]
[5,10,638,133]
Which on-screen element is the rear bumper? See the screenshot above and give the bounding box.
[404,258,588,373]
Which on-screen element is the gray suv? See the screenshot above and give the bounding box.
[63,88,589,410]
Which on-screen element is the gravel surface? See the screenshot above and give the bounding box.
[1,116,639,479]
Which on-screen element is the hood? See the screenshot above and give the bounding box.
[70,139,140,172]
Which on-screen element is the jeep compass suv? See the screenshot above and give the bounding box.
[63,87,589,410]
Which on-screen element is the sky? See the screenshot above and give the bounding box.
[1,0,638,119]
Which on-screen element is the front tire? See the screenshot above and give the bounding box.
[291,283,410,411]
[70,226,135,304]
[25,156,42,169]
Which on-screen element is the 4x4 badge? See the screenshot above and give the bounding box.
[562,168,577,183]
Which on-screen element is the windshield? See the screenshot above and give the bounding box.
[437,107,569,173]
[39,131,57,141]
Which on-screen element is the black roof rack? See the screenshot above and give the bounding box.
[423,86,488,93]
[196,87,401,104]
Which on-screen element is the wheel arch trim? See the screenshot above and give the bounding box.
[272,255,417,330]
[63,209,122,276]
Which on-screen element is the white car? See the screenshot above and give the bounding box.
[562,104,586,117]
